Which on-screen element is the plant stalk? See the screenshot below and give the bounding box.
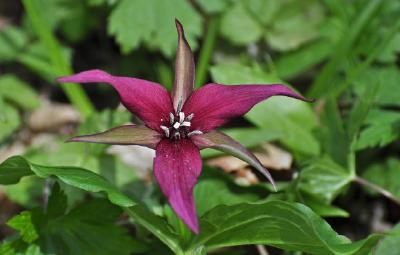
[195,16,219,88]
[22,0,95,119]
[354,176,400,206]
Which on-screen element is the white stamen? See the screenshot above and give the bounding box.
[181,121,191,127]
[176,99,183,116]
[188,130,203,137]
[169,112,174,124]
[160,125,170,137]
[173,122,181,129]
[179,112,185,123]
[186,113,194,121]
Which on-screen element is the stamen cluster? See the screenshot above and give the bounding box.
[160,109,202,140]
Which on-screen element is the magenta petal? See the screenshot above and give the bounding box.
[153,139,202,233]
[183,83,313,132]
[58,70,173,131]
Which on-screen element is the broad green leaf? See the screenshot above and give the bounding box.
[0,242,45,255]
[0,102,20,142]
[0,26,28,62]
[190,200,380,255]
[377,32,400,62]
[356,109,400,150]
[262,0,325,51]
[0,156,135,207]
[108,0,202,57]
[347,82,379,140]
[7,211,39,243]
[194,168,266,216]
[362,158,400,199]
[353,66,400,106]
[3,176,43,208]
[319,100,350,167]
[299,156,355,203]
[10,195,144,255]
[211,63,319,156]
[302,194,349,218]
[195,0,233,14]
[126,205,181,254]
[220,1,263,45]
[375,223,400,255]
[220,0,325,51]
[0,75,40,110]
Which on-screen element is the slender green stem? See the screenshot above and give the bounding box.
[22,0,94,118]
[195,16,220,88]
[354,176,400,206]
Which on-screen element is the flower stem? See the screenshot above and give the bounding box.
[195,16,219,88]
[354,176,400,206]
[22,0,95,119]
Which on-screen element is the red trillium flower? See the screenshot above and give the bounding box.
[58,20,311,234]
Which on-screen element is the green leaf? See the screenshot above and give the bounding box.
[347,82,379,141]
[190,200,380,254]
[301,194,349,218]
[262,0,325,51]
[356,109,400,150]
[0,156,135,207]
[108,0,202,57]
[220,0,325,51]
[275,40,333,79]
[0,26,28,62]
[353,66,400,106]
[7,211,39,243]
[377,32,400,63]
[194,168,266,216]
[0,75,40,110]
[0,102,20,142]
[319,100,350,167]
[220,1,263,45]
[299,156,355,203]
[362,158,400,199]
[211,63,319,156]
[126,205,181,254]
[195,0,233,14]
[0,242,45,255]
[375,223,400,255]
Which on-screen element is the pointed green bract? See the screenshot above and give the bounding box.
[67,125,161,149]
[172,19,195,111]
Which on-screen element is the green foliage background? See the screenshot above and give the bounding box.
[0,0,399,254]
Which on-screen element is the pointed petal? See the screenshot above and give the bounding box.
[183,83,313,132]
[154,139,202,233]
[191,130,276,190]
[172,19,195,112]
[58,70,173,131]
[67,125,161,149]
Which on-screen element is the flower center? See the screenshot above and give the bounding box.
[160,111,202,140]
